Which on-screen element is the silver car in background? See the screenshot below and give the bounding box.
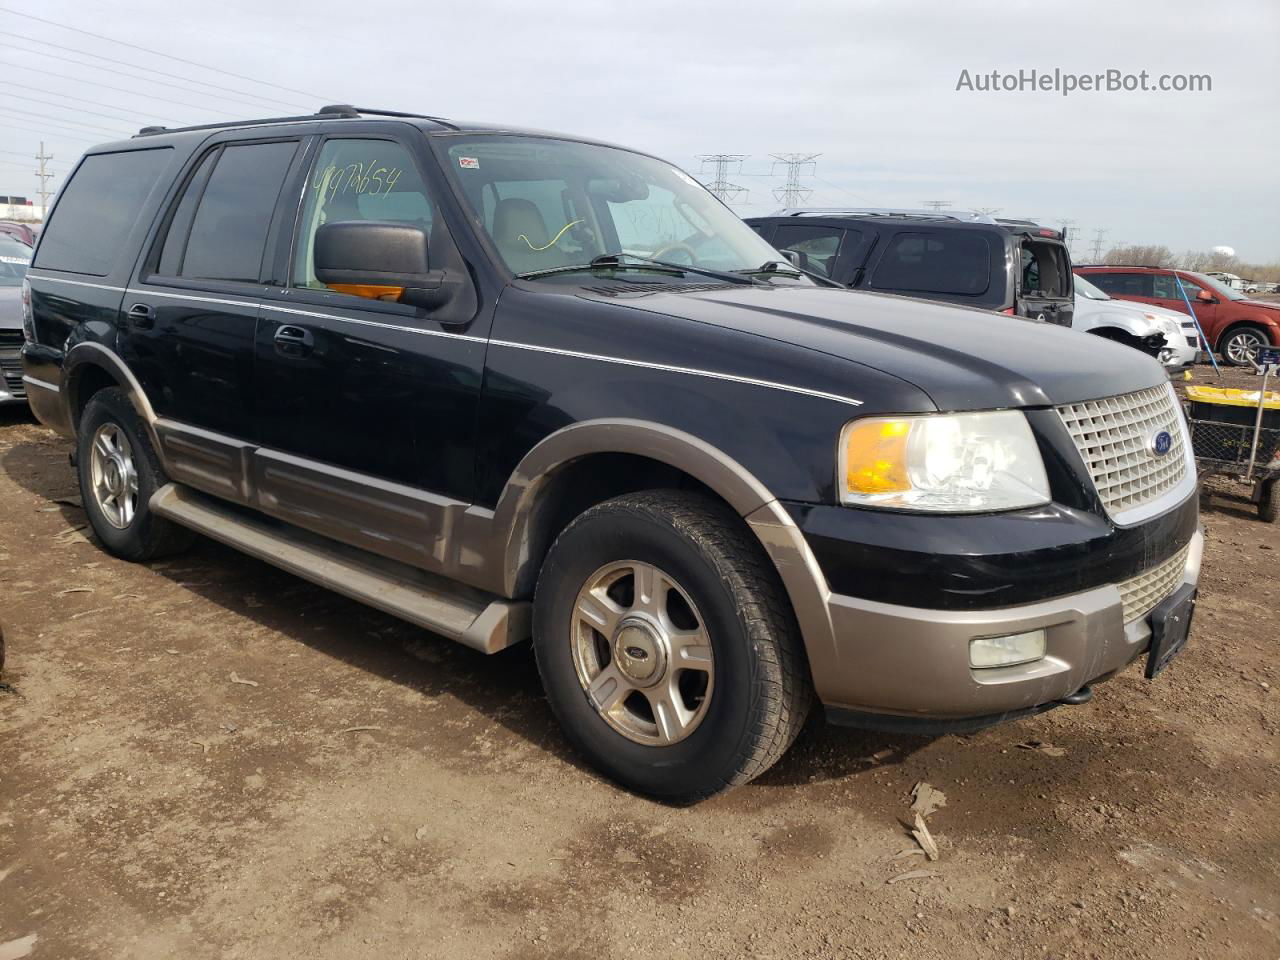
[0,234,32,406]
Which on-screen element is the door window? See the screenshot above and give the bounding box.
[1088,272,1152,297]
[293,138,435,291]
[1158,274,1201,300]
[156,140,298,283]
[771,225,847,278]
[869,231,991,296]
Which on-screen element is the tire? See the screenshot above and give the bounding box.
[1218,325,1269,366]
[533,490,812,803]
[1260,480,1279,524]
[77,387,194,561]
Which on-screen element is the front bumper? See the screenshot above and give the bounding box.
[818,528,1203,721]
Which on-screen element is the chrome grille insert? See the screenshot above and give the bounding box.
[1117,544,1190,623]
[1057,384,1189,520]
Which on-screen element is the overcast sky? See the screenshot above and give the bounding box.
[2,0,1277,260]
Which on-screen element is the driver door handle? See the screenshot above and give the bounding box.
[273,324,314,358]
[126,302,155,330]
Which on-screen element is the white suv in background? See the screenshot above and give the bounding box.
[1073,273,1198,373]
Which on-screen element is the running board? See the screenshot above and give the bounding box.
[150,483,530,654]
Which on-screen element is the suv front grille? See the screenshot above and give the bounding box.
[0,329,24,398]
[1056,385,1189,520]
[1117,544,1189,623]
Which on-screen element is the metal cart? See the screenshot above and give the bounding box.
[1185,349,1280,523]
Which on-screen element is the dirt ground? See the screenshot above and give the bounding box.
[1,363,1277,960]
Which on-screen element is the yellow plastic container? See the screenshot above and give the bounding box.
[1184,386,1280,410]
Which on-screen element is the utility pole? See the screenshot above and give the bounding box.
[771,153,820,207]
[1090,228,1109,262]
[921,199,952,211]
[35,142,55,217]
[696,154,748,204]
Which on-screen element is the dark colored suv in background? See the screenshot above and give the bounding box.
[747,209,1076,327]
[1076,264,1280,365]
[20,106,1199,801]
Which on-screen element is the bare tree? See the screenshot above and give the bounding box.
[1103,245,1175,267]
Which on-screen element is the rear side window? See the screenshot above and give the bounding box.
[1088,272,1152,297]
[167,141,298,283]
[869,231,991,296]
[34,148,171,276]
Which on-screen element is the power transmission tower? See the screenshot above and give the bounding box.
[921,199,952,211]
[696,154,748,204]
[1090,228,1109,262]
[974,206,1002,217]
[1057,218,1075,245]
[771,153,820,207]
[35,142,55,216]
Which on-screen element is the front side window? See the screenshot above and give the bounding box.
[157,140,297,283]
[441,136,786,278]
[869,231,991,296]
[1152,273,1190,299]
[293,138,435,290]
[772,225,846,278]
[34,148,171,276]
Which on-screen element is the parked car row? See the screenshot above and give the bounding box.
[0,233,32,406]
[16,105,1202,800]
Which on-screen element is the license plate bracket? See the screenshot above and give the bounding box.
[1145,583,1197,679]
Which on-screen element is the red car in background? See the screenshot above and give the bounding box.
[1076,265,1280,365]
[0,221,38,246]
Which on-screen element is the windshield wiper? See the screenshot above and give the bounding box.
[516,253,759,285]
[733,259,842,287]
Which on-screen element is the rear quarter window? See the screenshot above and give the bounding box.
[868,231,991,297]
[34,148,172,277]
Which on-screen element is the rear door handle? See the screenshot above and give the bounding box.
[273,324,314,358]
[126,302,155,330]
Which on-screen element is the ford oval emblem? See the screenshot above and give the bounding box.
[1151,430,1173,456]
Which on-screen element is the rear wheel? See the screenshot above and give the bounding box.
[77,387,194,561]
[1219,325,1269,366]
[1260,480,1279,524]
[533,490,812,803]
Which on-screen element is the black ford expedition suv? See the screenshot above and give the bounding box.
[21,106,1200,802]
[747,209,1076,327]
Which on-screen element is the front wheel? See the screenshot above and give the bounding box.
[1219,326,1269,366]
[533,491,812,803]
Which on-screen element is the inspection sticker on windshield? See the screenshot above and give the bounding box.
[458,156,480,170]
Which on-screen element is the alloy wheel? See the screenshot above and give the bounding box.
[89,423,139,529]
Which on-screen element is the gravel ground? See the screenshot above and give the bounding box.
[1,362,1277,960]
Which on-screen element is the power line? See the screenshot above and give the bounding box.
[2,81,185,124]
[771,153,820,207]
[0,60,243,117]
[921,200,952,211]
[0,32,307,110]
[696,154,748,204]
[1,89,151,125]
[0,148,68,165]
[811,174,879,207]
[0,43,286,113]
[0,106,129,136]
[0,122,98,145]
[0,5,328,102]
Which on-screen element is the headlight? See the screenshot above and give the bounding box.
[838,410,1051,512]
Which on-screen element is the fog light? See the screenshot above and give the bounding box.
[969,629,1046,668]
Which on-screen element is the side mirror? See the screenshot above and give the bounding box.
[314,221,452,309]
[1196,290,1215,303]
[779,249,802,267]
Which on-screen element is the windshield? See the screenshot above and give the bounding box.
[0,235,31,287]
[1073,273,1110,300]
[1189,271,1247,301]
[441,136,791,279]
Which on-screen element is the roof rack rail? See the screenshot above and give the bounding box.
[773,207,998,224]
[134,104,457,138]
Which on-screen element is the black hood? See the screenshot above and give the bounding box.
[592,284,1168,410]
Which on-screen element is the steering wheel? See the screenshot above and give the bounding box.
[649,242,698,265]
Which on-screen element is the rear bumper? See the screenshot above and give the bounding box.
[817,528,1203,720]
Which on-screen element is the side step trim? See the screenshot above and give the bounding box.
[150,483,530,654]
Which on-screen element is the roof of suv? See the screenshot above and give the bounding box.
[752,208,1064,240]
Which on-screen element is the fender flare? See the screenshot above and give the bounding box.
[62,342,162,449]
[486,418,838,672]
